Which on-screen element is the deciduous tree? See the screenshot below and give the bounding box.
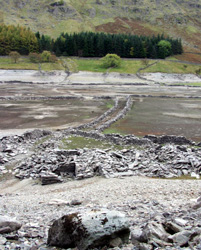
[9,51,20,63]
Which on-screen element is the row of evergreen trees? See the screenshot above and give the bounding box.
[52,32,183,59]
[0,24,183,59]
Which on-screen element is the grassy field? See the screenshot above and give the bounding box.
[0,56,201,76]
[60,136,126,150]
[141,60,201,74]
[0,57,64,71]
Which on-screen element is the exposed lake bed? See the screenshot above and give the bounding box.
[0,70,201,250]
[0,70,201,141]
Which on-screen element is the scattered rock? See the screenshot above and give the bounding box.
[48,199,69,206]
[0,216,21,234]
[168,230,191,246]
[193,196,201,209]
[40,172,63,185]
[70,199,82,206]
[0,235,6,245]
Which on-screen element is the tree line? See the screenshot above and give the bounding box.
[52,32,182,59]
[0,24,183,59]
[0,24,38,55]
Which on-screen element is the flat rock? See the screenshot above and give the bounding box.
[0,216,21,234]
[168,230,191,246]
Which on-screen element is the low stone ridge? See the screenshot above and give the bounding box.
[65,129,195,146]
[96,95,133,132]
[76,97,119,130]
[47,209,130,249]
[76,95,133,132]
[144,134,193,145]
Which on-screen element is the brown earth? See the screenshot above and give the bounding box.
[95,18,159,37]
[174,53,201,64]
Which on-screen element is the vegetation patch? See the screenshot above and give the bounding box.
[0,56,201,75]
[0,56,63,71]
[60,136,129,151]
[141,61,201,74]
[169,82,201,87]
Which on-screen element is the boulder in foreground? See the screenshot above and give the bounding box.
[47,209,130,250]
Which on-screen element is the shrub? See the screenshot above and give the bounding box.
[9,51,20,63]
[40,51,57,63]
[41,51,51,62]
[29,52,41,63]
[101,54,122,68]
[157,40,172,59]
[49,54,57,63]
[142,58,150,67]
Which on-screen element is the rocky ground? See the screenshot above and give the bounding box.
[0,174,201,250]
[0,71,201,249]
[0,129,201,250]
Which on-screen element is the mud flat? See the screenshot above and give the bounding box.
[0,98,109,132]
[0,70,201,140]
[106,97,201,142]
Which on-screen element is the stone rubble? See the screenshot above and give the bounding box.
[76,97,119,130]
[0,129,201,249]
[0,182,200,250]
[10,140,201,183]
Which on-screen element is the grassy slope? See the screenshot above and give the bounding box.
[0,0,201,60]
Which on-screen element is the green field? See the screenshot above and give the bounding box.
[60,136,126,151]
[0,57,63,71]
[0,56,201,77]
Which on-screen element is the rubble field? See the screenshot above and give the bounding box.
[0,71,201,250]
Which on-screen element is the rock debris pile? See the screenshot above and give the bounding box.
[5,134,200,184]
[0,129,201,249]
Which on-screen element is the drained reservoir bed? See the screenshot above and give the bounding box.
[104,97,201,142]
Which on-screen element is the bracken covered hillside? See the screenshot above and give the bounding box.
[0,0,201,55]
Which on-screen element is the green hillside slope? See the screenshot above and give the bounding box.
[0,0,201,55]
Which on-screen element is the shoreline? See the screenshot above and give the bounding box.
[0,69,201,85]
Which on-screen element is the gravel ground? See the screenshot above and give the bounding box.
[0,176,200,249]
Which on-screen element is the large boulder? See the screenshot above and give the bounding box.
[47,209,130,249]
[0,216,21,234]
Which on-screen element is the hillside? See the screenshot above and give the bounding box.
[0,0,201,59]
